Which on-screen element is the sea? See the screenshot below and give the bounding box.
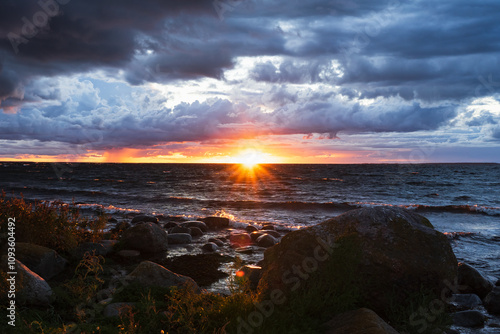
[1,162,499,284]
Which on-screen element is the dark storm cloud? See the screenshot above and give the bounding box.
[1,0,500,151]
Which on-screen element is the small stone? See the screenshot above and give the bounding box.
[235,246,260,254]
[484,286,500,315]
[181,221,208,232]
[256,234,278,248]
[189,227,204,237]
[131,215,158,224]
[451,294,483,310]
[452,310,485,328]
[457,263,494,299]
[167,233,192,244]
[245,225,258,233]
[263,230,281,238]
[164,222,178,229]
[202,216,230,229]
[208,238,224,247]
[202,242,219,252]
[104,302,135,317]
[261,224,275,231]
[170,226,191,234]
[250,231,264,242]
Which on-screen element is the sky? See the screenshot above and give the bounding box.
[0,0,499,163]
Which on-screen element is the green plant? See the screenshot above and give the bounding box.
[0,192,109,253]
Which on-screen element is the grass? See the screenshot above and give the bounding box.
[0,192,108,254]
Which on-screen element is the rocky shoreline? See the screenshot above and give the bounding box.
[2,206,500,333]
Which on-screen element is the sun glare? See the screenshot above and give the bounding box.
[235,149,267,168]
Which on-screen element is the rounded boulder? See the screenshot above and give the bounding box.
[120,222,168,254]
[257,207,458,318]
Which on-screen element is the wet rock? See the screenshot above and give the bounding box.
[189,227,204,237]
[104,302,135,317]
[258,207,458,319]
[167,233,192,244]
[236,265,262,290]
[181,221,208,232]
[230,233,252,248]
[108,217,118,224]
[452,310,485,328]
[131,215,158,224]
[202,242,219,252]
[208,238,224,247]
[170,226,191,234]
[202,216,230,229]
[451,294,483,310]
[127,261,199,291]
[245,225,258,233]
[256,234,278,248]
[121,222,168,253]
[15,242,67,280]
[250,231,264,242]
[261,224,275,231]
[457,263,493,299]
[263,230,281,238]
[495,278,500,286]
[484,286,500,315]
[164,222,178,229]
[323,308,399,334]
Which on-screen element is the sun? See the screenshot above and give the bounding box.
[234,149,268,168]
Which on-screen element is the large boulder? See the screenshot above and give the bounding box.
[14,259,53,306]
[120,223,168,254]
[323,308,400,334]
[457,263,493,299]
[15,242,67,280]
[257,207,458,318]
[127,261,198,291]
